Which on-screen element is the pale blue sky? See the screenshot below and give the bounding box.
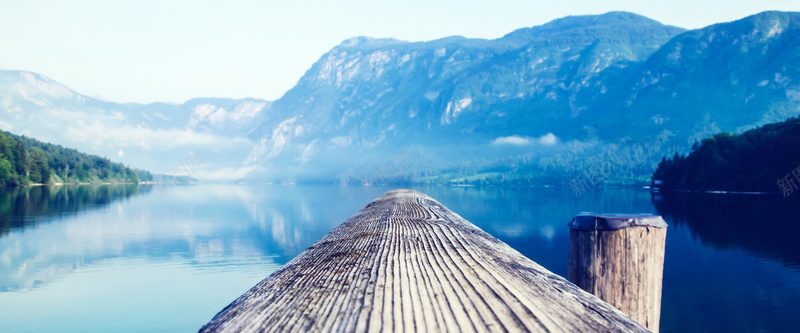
[1,0,798,104]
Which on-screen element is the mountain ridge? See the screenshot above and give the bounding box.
[0,69,270,179]
[2,11,799,185]
[242,10,800,185]
[243,11,689,182]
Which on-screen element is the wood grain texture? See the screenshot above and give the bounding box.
[568,227,666,332]
[201,189,649,333]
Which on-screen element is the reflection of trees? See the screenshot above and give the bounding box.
[0,184,154,291]
[414,185,659,277]
[652,192,800,268]
[0,184,151,235]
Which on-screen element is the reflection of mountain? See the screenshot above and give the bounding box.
[0,185,373,291]
[417,185,658,277]
[652,192,800,268]
[0,185,150,235]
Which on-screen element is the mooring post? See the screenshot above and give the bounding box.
[568,213,667,332]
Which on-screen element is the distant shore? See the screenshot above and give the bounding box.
[652,188,780,196]
[3,181,184,187]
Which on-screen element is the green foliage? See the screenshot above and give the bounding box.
[0,130,150,186]
[0,159,14,185]
[653,117,800,192]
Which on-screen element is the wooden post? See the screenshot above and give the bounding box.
[568,213,667,332]
[201,190,648,332]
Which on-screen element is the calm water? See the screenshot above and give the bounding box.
[0,184,798,332]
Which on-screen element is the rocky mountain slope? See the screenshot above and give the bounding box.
[0,70,270,179]
[3,11,799,185]
[244,11,800,185]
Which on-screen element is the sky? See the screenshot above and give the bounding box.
[1,0,799,104]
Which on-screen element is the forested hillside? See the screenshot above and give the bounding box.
[652,117,800,193]
[0,130,150,186]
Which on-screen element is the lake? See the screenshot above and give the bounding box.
[0,184,798,332]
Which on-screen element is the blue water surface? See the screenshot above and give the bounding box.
[0,184,797,332]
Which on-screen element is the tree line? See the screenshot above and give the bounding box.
[652,117,800,192]
[0,130,152,186]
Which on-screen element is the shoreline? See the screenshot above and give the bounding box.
[3,181,173,187]
[652,188,780,196]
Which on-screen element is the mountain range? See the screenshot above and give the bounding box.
[0,70,269,180]
[2,11,799,185]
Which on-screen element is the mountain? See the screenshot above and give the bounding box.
[596,11,800,143]
[3,11,799,185]
[243,11,800,185]
[0,70,270,179]
[244,12,686,183]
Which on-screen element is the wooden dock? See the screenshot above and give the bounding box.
[200,189,649,332]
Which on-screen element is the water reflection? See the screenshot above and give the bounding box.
[0,184,149,235]
[653,192,800,269]
[2,185,799,332]
[418,186,800,332]
[416,185,658,277]
[0,185,378,293]
[652,191,800,332]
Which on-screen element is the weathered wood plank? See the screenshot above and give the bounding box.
[200,189,649,332]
